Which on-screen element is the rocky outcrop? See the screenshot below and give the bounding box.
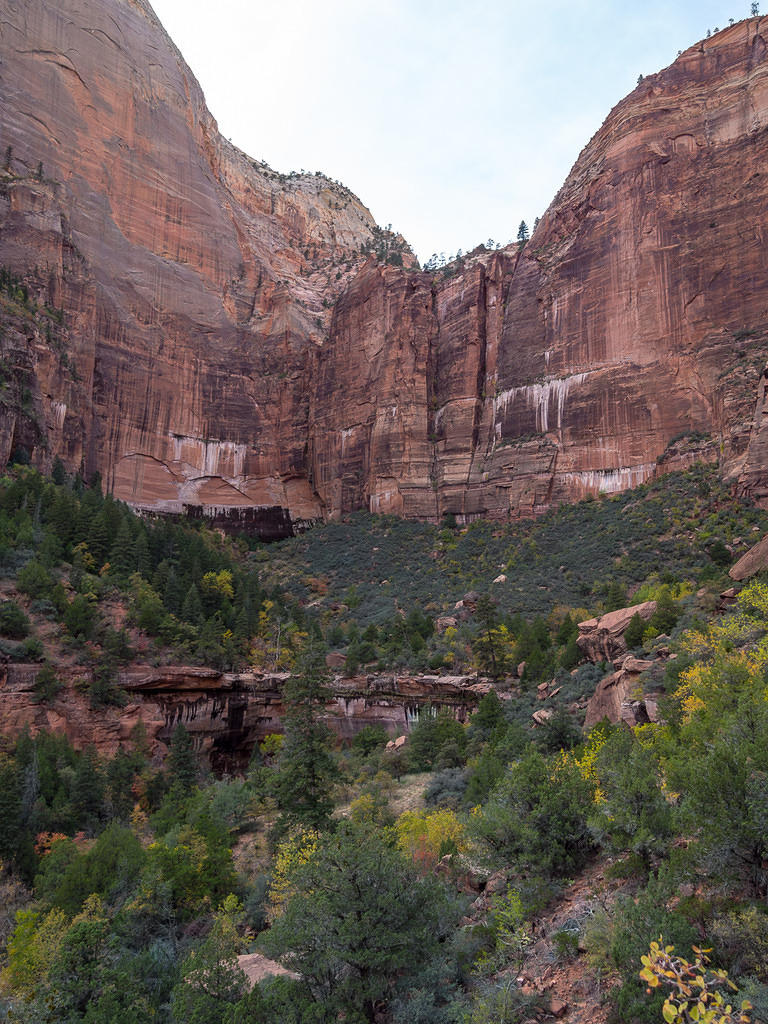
[577,601,657,663]
[729,532,768,580]
[2,7,768,526]
[0,661,481,772]
[584,656,660,730]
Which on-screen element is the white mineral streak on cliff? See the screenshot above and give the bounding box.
[51,401,67,430]
[559,463,656,493]
[340,426,356,457]
[494,373,592,433]
[169,434,247,478]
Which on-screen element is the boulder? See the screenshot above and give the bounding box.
[237,952,298,988]
[436,616,458,633]
[730,533,768,580]
[584,657,655,729]
[577,601,657,663]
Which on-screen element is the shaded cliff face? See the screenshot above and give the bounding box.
[0,0,381,530]
[313,19,768,518]
[0,663,481,773]
[2,4,768,525]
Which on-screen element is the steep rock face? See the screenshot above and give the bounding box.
[312,19,768,518]
[577,601,657,663]
[0,0,381,531]
[2,6,768,523]
[0,661,481,772]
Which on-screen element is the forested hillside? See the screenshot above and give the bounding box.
[0,462,765,1022]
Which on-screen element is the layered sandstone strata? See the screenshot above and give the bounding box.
[312,19,768,519]
[1,4,768,527]
[0,661,481,771]
[0,0,382,532]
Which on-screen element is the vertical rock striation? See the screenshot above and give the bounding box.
[0,0,381,532]
[2,4,768,527]
[313,18,768,519]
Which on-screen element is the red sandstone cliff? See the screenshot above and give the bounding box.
[0,0,388,531]
[0,661,481,772]
[1,4,768,526]
[312,20,768,519]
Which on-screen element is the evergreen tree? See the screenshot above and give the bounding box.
[181,585,204,626]
[109,519,135,577]
[64,594,98,641]
[275,641,336,831]
[470,689,506,740]
[604,580,628,612]
[46,489,77,546]
[105,749,138,821]
[134,530,151,579]
[167,723,198,792]
[262,822,455,1022]
[623,611,646,650]
[648,585,680,635]
[74,489,103,548]
[51,457,67,486]
[70,747,105,832]
[163,567,186,617]
[517,220,529,243]
[0,752,23,864]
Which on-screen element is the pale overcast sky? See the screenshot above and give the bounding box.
[150,0,753,262]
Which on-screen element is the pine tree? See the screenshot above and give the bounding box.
[181,585,204,626]
[109,518,135,577]
[51,457,67,486]
[167,723,198,791]
[46,489,77,546]
[88,509,109,565]
[275,641,336,831]
[134,530,151,578]
[163,567,186,616]
[262,822,453,1022]
[70,747,105,831]
[0,752,22,864]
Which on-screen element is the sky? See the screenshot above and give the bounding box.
[150,0,753,262]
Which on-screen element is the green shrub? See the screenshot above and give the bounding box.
[32,663,62,703]
[472,749,595,876]
[16,559,54,599]
[408,709,467,771]
[0,600,29,638]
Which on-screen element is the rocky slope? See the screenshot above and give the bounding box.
[2,3,768,528]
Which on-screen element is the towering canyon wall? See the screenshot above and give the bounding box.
[312,20,768,519]
[1,2,768,530]
[0,0,380,532]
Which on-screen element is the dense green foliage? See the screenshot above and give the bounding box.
[0,462,767,1022]
[262,822,456,1021]
[273,641,336,832]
